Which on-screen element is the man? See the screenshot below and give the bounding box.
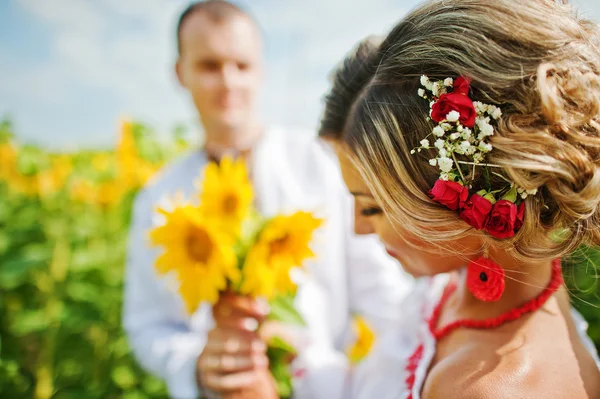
[122,1,412,398]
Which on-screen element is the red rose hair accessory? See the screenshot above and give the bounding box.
[411,76,539,239]
[466,256,505,302]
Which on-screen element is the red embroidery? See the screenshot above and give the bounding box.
[404,344,424,399]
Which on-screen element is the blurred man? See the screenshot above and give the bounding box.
[123,1,412,398]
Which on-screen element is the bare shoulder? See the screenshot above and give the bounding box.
[423,299,590,399]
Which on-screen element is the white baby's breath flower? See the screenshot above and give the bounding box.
[462,127,472,139]
[526,188,538,195]
[490,106,502,120]
[473,101,485,113]
[476,116,491,126]
[441,123,453,131]
[473,153,484,163]
[521,193,528,199]
[444,77,454,87]
[479,124,494,139]
[439,148,448,158]
[433,126,445,137]
[478,142,493,152]
[434,139,445,150]
[420,139,430,148]
[429,159,437,166]
[446,110,460,122]
[438,157,454,173]
[466,146,477,155]
[418,88,425,97]
[439,173,450,181]
[459,141,471,152]
[450,132,461,140]
[456,125,464,132]
[410,149,416,154]
[432,82,441,97]
[421,75,430,88]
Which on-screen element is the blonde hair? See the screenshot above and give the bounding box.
[343,0,600,261]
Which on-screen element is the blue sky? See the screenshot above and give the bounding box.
[1,0,599,150]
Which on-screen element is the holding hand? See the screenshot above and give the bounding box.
[197,293,278,398]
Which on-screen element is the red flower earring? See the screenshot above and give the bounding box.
[466,256,505,302]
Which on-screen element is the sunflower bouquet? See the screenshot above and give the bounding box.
[149,156,322,397]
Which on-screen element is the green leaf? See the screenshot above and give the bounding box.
[111,365,137,389]
[10,309,49,336]
[268,295,306,326]
[268,335,296,354]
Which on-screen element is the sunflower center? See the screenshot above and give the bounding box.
[222,194,239,214]
[185,226,214,264]
[270,234,291,256]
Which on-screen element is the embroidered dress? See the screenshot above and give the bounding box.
[350,261,600,399]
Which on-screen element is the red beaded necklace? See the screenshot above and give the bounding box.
[405,259,563,398]
[430,258,563,340]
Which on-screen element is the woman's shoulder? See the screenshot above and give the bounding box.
[423,297,590,399]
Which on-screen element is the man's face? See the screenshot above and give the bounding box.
[176,12,263,131]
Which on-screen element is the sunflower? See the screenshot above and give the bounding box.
[346,315,375,364]
[198,156,253,237]
[240,211,322,299]
[149,203,240,312]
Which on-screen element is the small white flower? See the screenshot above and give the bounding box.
[481,124,494,138]
[438,157,454,172]
[476,115,491,126]
[459,141,471,151]
[420,139,430,148]
[439,148,448,158]
[432,82,441,97]
[456,125,464,132]
[517,187,525,194]
[526,188,538,195]
[520,193,528,199]
[421,76,433,91]
[450,132,461,140]
[473,153,484,163]
[410,149,416,154]
[429,159,437,166]
[439,173,450,181]
[434,139,445,150]
[446,110,460,122]
[462,128,472,139]
[466,146,477,155]
[418,88,426,97]
[444,77,454,87]
[473,101,485,113]
[490,106,502,120]
[441,123,453,131]
[478,142,493,152]
[432,126,445,137]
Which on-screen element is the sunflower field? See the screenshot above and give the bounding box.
[0,117,599,399]
[0,118,189,398]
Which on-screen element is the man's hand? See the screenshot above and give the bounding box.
[196,294,278,398]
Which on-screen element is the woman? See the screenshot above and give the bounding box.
[321,0,600,397]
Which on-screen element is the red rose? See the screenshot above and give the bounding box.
[485,200,517,239]
[431,93,477,128]
[430,76,477,127]
[460,194,493,230]
[453,76,471,95]
[514,201,525,230]
[429,180,469,211]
